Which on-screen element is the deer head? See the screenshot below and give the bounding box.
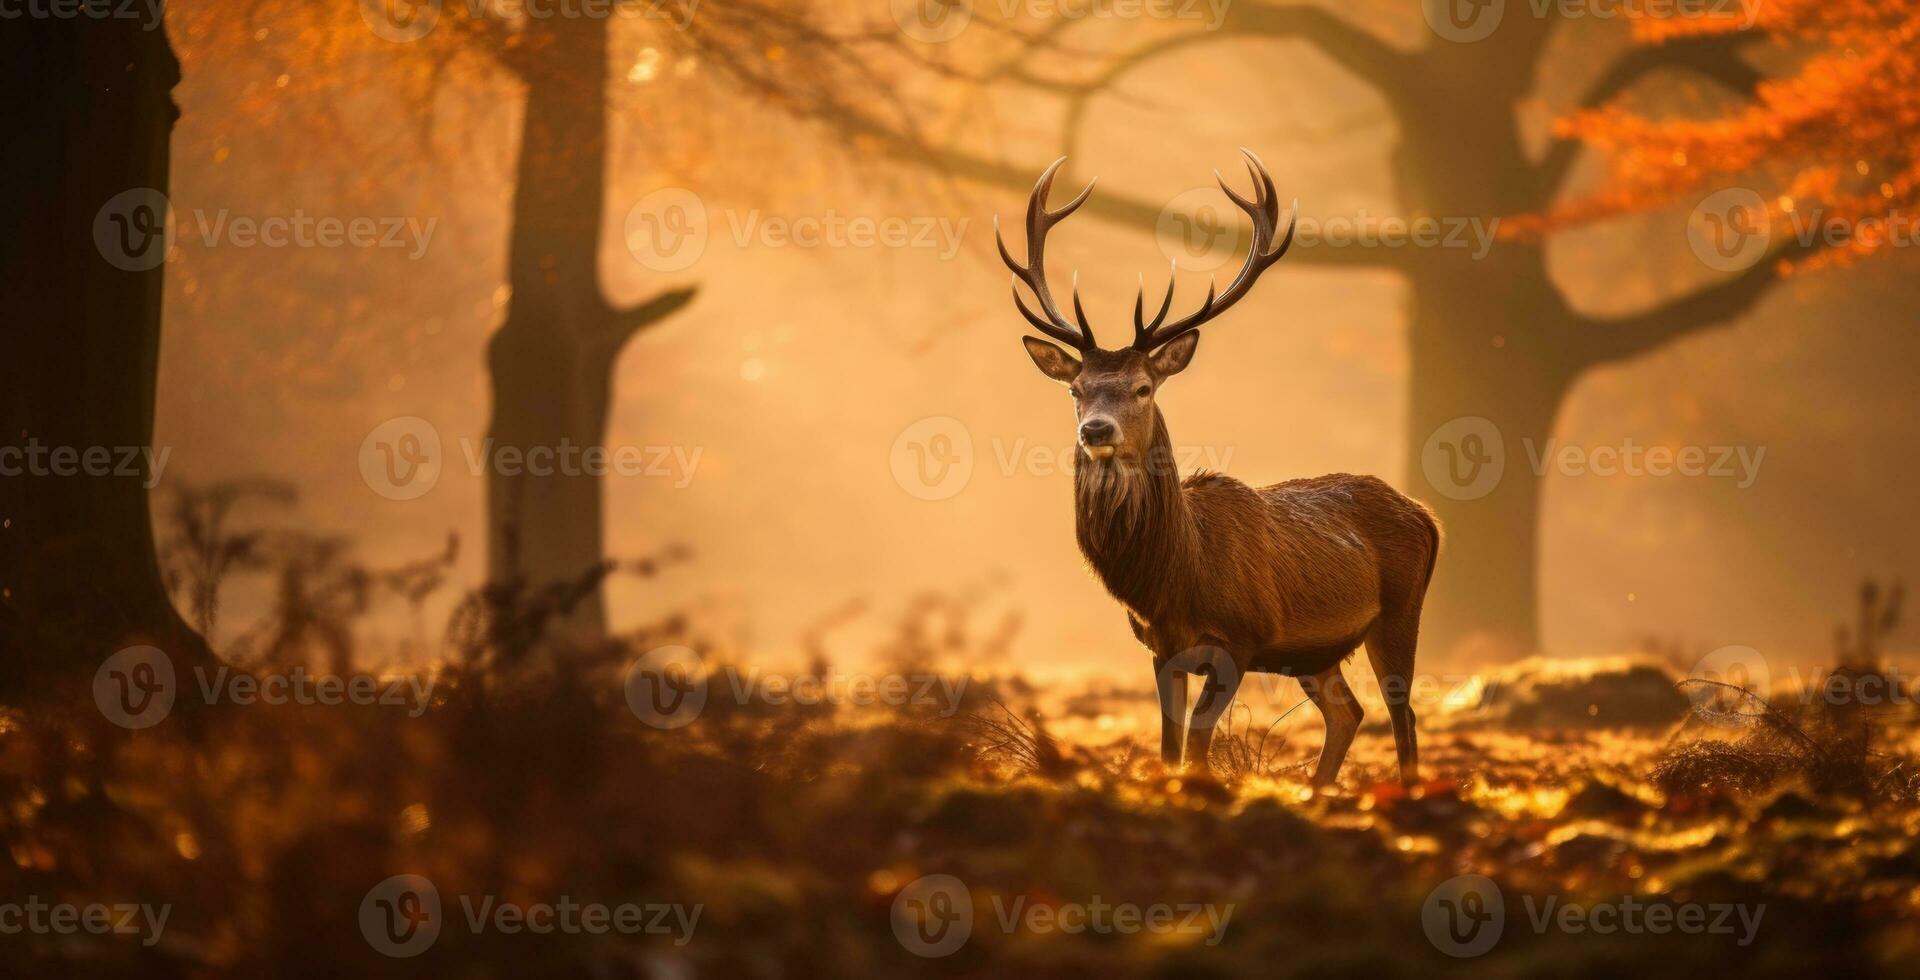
[1001,151,1296,463]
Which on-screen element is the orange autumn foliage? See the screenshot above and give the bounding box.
[1539,0,1920,270]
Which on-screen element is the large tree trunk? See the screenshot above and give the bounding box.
[1379,23,1767,658]
[1389,47,1569,659]
[0,18,212,689]
[1402,262,1575,659]
[485,19,694,652]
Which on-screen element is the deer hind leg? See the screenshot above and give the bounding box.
[1182,651,1244,774]
[1302,665,1363,787]
[1364,611,1422,786]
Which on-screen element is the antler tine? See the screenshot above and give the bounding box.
[1192,277,1218,325]
[997,218,1082,348]
[1240,148,1281,227]
[992,213,1022,275]
[1070,272,1096,338]
[1215,167,1259,217]
[1133,149,1296,351]
[1028,157,1095,230]
[998,157,1098,349]
[1008,274,1081,347]
[1131,263,1179,348]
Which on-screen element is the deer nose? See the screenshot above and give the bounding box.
[1079,418,1117,446]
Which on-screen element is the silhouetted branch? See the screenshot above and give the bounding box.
[1538,33,1764,202]
[605,286,699,352]
[1568,238,1818,366]
[1009,5,1410,271]
[1016,3,1409,100]
[1239,3,1412,93]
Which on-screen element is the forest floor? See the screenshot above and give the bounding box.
[5,647,1920,978]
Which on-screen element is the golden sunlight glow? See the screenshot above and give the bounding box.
[628,49,662,85]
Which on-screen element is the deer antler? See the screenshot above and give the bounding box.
[1132,148,1297,352]
[997,157,1098,350]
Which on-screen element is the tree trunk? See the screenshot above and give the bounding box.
[1388,36,1567,659]
[485,19,693,652]
[1401,247,1575,659]
[0,18,213,690]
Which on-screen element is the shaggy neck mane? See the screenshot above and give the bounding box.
[1073,410,1196,621]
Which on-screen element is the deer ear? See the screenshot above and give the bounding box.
[1148,331,1199,378]
[1022,336,1081,384]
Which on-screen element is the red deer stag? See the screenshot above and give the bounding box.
[1000,151,1440,787]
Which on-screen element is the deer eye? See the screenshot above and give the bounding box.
[1069,386,1083,399]
[1134,385,1152,398]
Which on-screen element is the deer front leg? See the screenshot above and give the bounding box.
[1183,648,1244,773]
[1154,659,1189,765]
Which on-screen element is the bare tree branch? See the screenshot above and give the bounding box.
[828,104,1407,270]
[1003,3,1410,99]
[1007,29,1217,98]
[1002,5,1411,271]
[667,3,1411,272]
[1237,2,1413,96]
[1537,33,1764,203]
[604,286,699,352]
[1568,237,1818,366]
